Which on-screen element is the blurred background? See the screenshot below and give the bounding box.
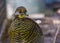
[0,0,60,43]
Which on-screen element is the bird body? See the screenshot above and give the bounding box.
[8,6,43,43]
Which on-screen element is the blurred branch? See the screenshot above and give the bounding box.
[53,25,60,43]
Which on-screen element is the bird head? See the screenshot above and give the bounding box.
[15,6,27,18]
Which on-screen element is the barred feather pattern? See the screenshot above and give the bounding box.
[8,18,42,43]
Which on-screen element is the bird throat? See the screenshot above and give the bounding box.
[18,14,26,19]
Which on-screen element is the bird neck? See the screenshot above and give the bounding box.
[18,13,26,19]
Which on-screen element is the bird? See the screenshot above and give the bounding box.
[8,6,43,43]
